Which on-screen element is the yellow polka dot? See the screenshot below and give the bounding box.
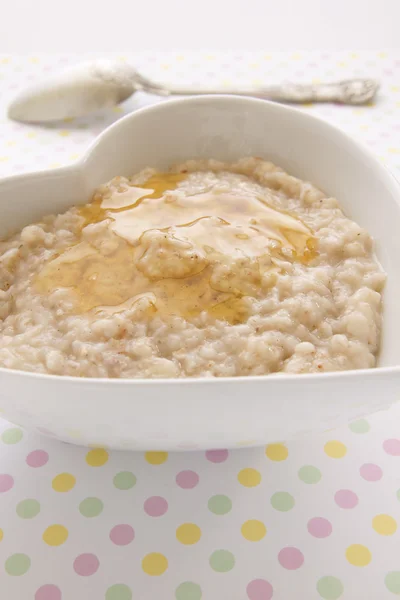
[263,54,272,60]
[161,64,170,70]
[58,130,70,137]
[265,443,288,461]
[1,58,10,64]
[0,157,9,162]
[222,79,232,87]
[372,514,397,536]
[0,529,3,541]
[49,163,61,168]
[86,448,109,467]
[350,52,359,59]
[238,468,261,487]
[388,148,400,154]
[377,52,387,59]
[63,117,75,123]
[145,451,168,465]
[6,141,16,147]
[337,61,347,68]
[324,440,347,458]
[52,473,76,492]
[113,106,124,113]
[249,63,260,69]
[26,132,36,139]
[142,552,168,576]
[312,78,321,84]
[345,544,371,566]
[117,56,127,62]
[241,519,267,541]
[391,86,400,92]
[29,57,39,63]
[176,523,201,545]
[291,53,301,60]
[205,55,215,61]
[176,55,185,61]
[43,525,68,546]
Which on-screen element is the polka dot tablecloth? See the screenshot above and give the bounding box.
[0,52,400,599]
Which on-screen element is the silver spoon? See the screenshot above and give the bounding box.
[7,60,380,124]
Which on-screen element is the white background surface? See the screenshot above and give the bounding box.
[1,0,400,52]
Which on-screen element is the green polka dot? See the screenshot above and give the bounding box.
[396,489,400,502]
[16,499,40,519]
[175,581,202,600]
[1,428,23,444]
[349,419,370,434]
[113,471,137,490]
[105,584,132,600]
[208,495,232,515]
[298,465,322,484]
[317,576,344,599]
[5,553,31,576]
[271,491,295,511]
[79,497,104,517]
[209,550,235,572]
[385,571,400,594]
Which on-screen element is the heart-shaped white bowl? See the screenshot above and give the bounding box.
[1,96,400,451]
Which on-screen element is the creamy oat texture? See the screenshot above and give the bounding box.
[0,158,385,378]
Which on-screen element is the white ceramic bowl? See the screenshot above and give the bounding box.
[1,96,400,451]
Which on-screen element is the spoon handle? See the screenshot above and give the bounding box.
[162,79,379,106]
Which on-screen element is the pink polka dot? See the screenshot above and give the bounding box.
[176,470,199,489]
[307,517,332,538]
[205,449,229,463]
[246,578,274,600]
[35,584,62,600]
[0,474,14,493]
[26,450,49,468]
[109,524,135,546]
[360,463,383,482]
[334,489,358,509]
[383,439,400,456]
[278,547,304,570]
[144,496,168,517]
[73,553,99,576]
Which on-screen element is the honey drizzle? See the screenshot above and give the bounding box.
[35,172,318,323]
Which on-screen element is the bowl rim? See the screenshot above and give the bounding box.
[1,94,400,386]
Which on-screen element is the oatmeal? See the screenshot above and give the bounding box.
[0,158,385,378]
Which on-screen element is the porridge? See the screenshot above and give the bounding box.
[0,158,385,378]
